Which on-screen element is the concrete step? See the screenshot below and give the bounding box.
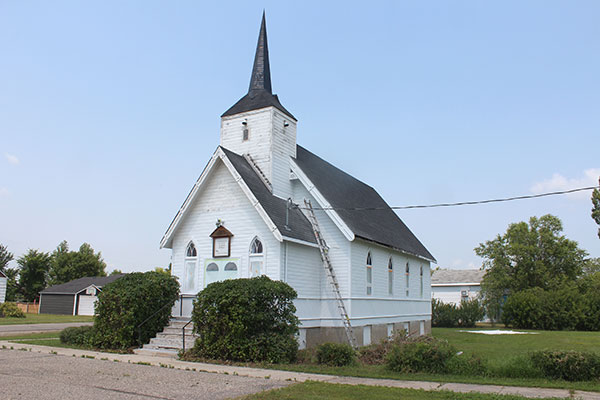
[149,337,197,349]
[161,327,194,335]
[133,347,178,358]
[167,321,194,329]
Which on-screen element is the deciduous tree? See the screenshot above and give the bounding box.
[17,250,51,302]
[592,182,600,239]
[475,214,587,322]
[49,241,107,285]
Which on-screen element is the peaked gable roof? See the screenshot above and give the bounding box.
[41,274,125,295]
[432,269,485,285]
[293,145,436,262]
[220,147,315,244]
[160,146,317,249]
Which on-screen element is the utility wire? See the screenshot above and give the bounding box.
[297,185,600,212]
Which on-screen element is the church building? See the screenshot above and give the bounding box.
[160,14,436,348]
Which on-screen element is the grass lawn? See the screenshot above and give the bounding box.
[0,314,94,325]
[254,328,600,392]
[433,327,600,361]
[239,381,562,400]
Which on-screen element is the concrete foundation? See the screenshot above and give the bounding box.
[300,319,432,348]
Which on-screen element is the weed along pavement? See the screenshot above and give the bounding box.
[3,341,600,400]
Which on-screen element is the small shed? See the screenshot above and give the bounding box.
[431,269,485,305]
[0,270,7,303]
[39,275,124,315]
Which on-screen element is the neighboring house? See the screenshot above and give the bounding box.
[39,275,124,315]
[161,14,435,348]
[0,270,6,303]
[431,269,486,305]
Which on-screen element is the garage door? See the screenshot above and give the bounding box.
[77,295,97,316]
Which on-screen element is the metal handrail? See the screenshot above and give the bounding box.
[137,301,174,348]
[181,319,193,354]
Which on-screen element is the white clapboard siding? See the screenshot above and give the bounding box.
[269,109,297,199]
[170,158,281,295]
[284,241,322,299]
[349,239,431,324]
[432,285,481,305]
[221,108,274,190]
[291,180,351,298]
[0,277,6,303]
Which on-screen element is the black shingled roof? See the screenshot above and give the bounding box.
[220,147,316,244]
[41,275,125,295]
[222,91,296,121]
[294,146,436,261]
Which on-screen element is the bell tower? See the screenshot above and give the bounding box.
[220,12,297,199]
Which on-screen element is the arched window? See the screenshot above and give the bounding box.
[250,237,263,254]
[420,265,424,298]
[388,257,393,295]
[405,261,410,297]
[249,237,264,277]
[366,252,372,296]
[205,262,219,286]
[186,242,197,257]
[184,242,197,293]
[224,261,238,280]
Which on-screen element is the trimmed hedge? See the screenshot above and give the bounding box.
[432,298,484,328]
[60,326,94,346]
[191,276,299,363]
[316,343,355,366]
[92,271,179,350]
[0,302,25,318]
[530,351,600,381]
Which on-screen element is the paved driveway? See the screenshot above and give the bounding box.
[0,349,289,399]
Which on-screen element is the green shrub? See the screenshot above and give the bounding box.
[0,302,25,318]
[386,336,456,373]
[191,276,299,363]
[447,354,487,376]
[316,342,355,366]
[530,350,600,381]
[60,326,94,346]
[456,298,485,327]
[431,298,458,327]
[502,287,584,330]
[92,271,179,350]
[432,298,484,328]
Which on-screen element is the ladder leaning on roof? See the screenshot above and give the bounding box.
[303,199,358,349]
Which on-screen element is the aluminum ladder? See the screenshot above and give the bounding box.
[303,199,358,349]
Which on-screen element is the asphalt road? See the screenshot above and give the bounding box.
[0,349,289,399]
[0,322,94,336]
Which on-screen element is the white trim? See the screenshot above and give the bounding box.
[297,296,431,302]
[160,150,221,248]
[289,159,355,241]
[356,236,436,263]
[432,283,481,287]
[282,236,319,248]
[160,147,284,249]
[299,313,431,322]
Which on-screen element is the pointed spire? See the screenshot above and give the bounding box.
[249,11,272,94]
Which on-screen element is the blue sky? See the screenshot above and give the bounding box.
[1,1,598,272]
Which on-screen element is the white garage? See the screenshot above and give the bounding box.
[431,269,485,305]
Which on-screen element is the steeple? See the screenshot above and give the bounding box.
[249,11,272,94]
[222,12,295,120]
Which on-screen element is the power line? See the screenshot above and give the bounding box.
[297,185,600,212]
